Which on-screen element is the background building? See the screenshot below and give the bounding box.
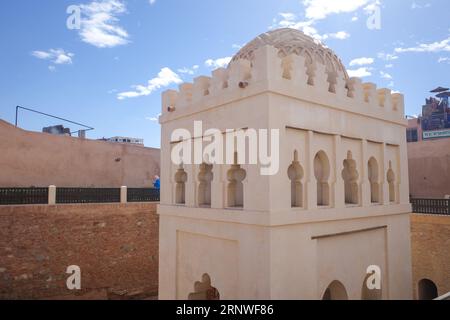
[42,125,72,136]
[406,87,450,199]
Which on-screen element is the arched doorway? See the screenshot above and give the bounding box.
[188,273,220,300]
[322,280,348,300]
[418,279,438,300]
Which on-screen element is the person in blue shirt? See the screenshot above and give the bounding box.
[153,175,161,189]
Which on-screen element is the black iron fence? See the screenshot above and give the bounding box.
[0,187,159,205]
[0,188,49,205]
[128,188,160,203]
[411,198,450,215]
[56,188,121,204]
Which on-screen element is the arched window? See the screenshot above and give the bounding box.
[342,151,359,205]
[288,151,304,208]
[387,161,396,203]
[418,279,438,300]
[322,280,348,300]
[314,151,330,206]
[175,165,187,204]
[188,273,220,300]
[198,163,213,207]
[227,153,246,208]
[368,157,380,204]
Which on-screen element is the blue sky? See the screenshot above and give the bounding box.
[0,0,449,148]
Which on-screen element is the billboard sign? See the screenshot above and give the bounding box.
[423,129,450,140]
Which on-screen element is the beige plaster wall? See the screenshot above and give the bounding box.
[407,138,450,198]
[0,120,160,188]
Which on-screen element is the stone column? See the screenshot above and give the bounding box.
[211,164,223,209]
[48,185,56,205]
[185,164,196,207]
[361,140,371,207]
[305,130,317,209]
[334,135,345,209]
[381,143,390,205]
[120,186,127,204]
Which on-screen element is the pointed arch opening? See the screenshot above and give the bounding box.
[387,161,396,203]
[322,280,348,300]
[288,150,304,208]
[314,151,330,206]
[368,157,380,204]
[342,151,359,205]
[198,163,213,207]
[175,165,188,205]
[227,153,246,208]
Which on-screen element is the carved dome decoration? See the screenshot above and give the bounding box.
[231,28,348,79]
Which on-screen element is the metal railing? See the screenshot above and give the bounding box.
[0,187,160,205]
[56,188,121,204]
[127,188,160,203]
[411,198,450,215]
[0,188,49,205]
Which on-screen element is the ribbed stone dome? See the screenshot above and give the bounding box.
[231,28,348,79]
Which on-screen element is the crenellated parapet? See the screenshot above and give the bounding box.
[161,43,405,124]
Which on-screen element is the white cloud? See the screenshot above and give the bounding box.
[385,63,394,68]
[78,0,129,48]
[232,43,244,50]
[380,71,392,80]
[411,2,431,9]
[347,67,372,78]
[395,37,450,53]
[351,16,359,21]
[279,12,297,21]
[438,57,450,64]
[149,0,156,5]
[271,13,350,42]
[327,31,350,40]
[32,49,74,67]
[117,67,182,100]
[349,57,374,66]
[363,0,381,14]
[205,57,232,69]
[177,65,199,75]
[377,52,399,61]
[146,113,161,122]
[302,0,371,21]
